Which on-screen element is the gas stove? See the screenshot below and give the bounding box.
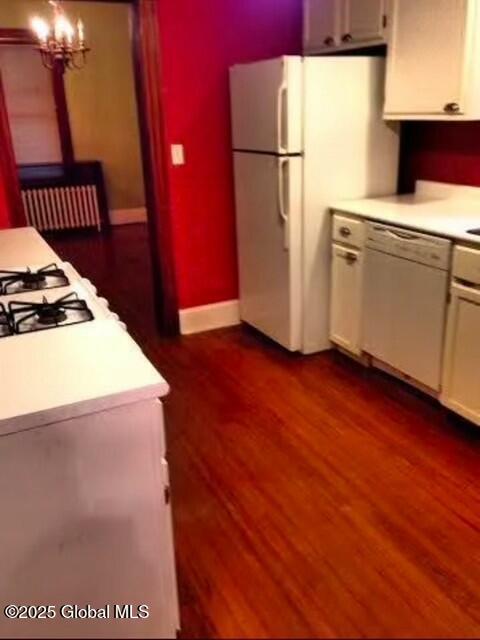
[0,277,123,338]
[9,292,94,335]
[0,263,70,296]
[0,303,12,339]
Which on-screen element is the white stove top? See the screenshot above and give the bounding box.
[0,228,168,434]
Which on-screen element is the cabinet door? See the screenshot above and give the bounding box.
[304,0,340,52]
[385,0,468,116]
[330,244,364,355]
[343,0,386,45]
[442,286,480,426]
[0,401,179,639]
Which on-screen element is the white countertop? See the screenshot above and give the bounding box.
[0,320,170,435]
[0,227,170,433]
[0,227,60,268]
[331,181,480,245]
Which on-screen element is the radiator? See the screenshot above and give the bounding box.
[21,185,102,232]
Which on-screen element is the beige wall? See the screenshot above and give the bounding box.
[0,0,145,211]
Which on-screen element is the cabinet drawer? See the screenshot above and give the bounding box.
[332,214,365,248]
[452,245,480,286]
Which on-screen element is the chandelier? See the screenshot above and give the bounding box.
[30,1,90,73]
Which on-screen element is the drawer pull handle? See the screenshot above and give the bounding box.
[340,226,352,237]
[342,33,353,43]
[345,252,357,265]
[323,36,335,46]
[444,102,460,114]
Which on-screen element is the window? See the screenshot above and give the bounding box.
[0,45,62,164]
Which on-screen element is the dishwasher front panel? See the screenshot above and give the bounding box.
[363,248,449,390]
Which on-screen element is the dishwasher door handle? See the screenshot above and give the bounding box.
[387,228,420,241]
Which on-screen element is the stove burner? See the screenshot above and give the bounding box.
[0,303,13,339]
[36,301,68,326]
[0,264,69,296]
[9,292,94,334]
[21,270,47,290]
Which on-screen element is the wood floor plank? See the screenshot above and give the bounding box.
[48,226,480,639]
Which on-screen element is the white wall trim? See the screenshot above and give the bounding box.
[109,207,147,226]
[179,300,240,335]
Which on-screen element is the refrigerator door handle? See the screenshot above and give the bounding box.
[277,157,289,250]
[277,84,288,154]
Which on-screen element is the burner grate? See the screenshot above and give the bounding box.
[8,292,94,335]
[0,303,13,339]
[0,264,70,296]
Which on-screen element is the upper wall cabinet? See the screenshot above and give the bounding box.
[304,0,339,52]
[344,0,387,45]
[303,0,387,54]
[384,0,480,120]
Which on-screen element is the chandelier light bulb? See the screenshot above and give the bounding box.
[31,16,49,43]
[77,19,85,44]
[65,20,75,45]
[29,0,90,73]
[54,15,70,41]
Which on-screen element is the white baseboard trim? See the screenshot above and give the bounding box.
[179,300,240,335]
[109,207,147,226]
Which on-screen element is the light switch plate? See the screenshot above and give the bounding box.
[171,144,185,166]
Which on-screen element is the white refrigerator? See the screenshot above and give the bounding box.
[230,56,400,354]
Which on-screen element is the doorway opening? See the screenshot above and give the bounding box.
[0,0,179,335]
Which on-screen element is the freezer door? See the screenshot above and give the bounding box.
[230,56,303,154]
[233,152,302,351]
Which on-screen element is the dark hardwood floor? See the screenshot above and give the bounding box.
[48,225,480,639]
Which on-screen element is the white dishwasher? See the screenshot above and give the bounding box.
[363,222,451,391]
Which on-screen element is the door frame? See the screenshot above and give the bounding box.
[0,2,179,335]
[130,0,179,335]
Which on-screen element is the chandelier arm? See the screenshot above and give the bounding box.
[71,49,88,70]
[40,49,55,71]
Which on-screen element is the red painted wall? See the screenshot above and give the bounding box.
[158,0,303,309]
[401,122,480,193]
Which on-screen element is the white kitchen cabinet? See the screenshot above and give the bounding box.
[304,0,340,52]
[441,246,480,426]
[330,244,364,355]
[304,0,387,54]
[343,0,387,45]
[442,288,480,425]
[385,0,480,120]
[0,400,180,639]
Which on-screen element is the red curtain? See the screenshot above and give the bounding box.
[0,73,24,228]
